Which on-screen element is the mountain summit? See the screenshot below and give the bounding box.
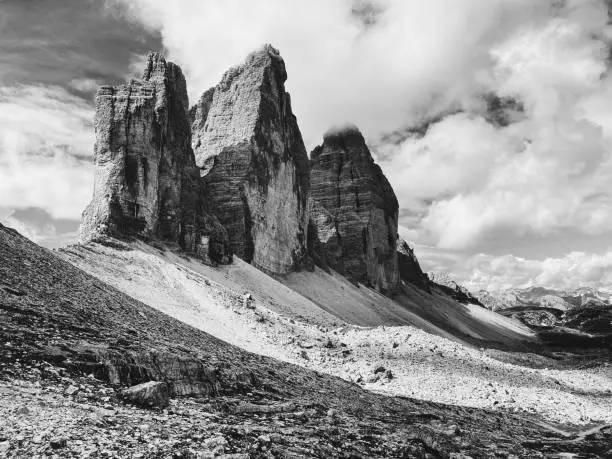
[190,44,310,275]
[309,126,400,294]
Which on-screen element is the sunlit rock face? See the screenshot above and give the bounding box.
[309,126,400,294]
[190,45,310,275]
[80,54,231,263]
[80,53,197,245]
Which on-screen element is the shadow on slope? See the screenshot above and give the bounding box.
[282,268,538,351]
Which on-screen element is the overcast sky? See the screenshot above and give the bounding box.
[2,0,612,292]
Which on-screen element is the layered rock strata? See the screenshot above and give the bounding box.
[190,45,310,275]
[309,126,399,293]
[80,53,231,263]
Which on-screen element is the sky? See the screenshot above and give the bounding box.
[1,0,612,292]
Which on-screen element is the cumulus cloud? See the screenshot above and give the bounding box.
[382,1,612,251]
[0,206,80,247]
[107,0,554,147]
[457,250,612,292]
[404,238,612,292]
[0,84,94,220]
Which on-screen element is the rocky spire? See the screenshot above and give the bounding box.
[189,44,310,275]
[309,125,399,294]
[80,53,231,263]
[397,239,430,292]
[80,53,195,244]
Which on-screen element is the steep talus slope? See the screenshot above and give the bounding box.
[309,126,399,294]
[3,224,612,457]
[281,268,538,350]
[190,44,310,275]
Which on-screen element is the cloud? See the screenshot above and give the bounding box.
[0,0,162,93]
[107,0,556,148]
[0,207,79,248]
[69,78,101,94]
[0,84,95,220]
[456,250,612,292]
[382,0,612,251]
[404,237,612,292]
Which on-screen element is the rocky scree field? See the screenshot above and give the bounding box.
[2,224,612,457]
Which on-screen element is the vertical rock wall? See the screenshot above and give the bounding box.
[190,45,310,275]
[309,126,400,294]
[80,54,231,263]
[80,53,196,244]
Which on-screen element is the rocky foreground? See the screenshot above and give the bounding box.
[2,227,612,458]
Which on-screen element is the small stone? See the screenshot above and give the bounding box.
[50,437,67,449]
[373,366,386,375]
[15,406,30,415]
[0,441,9,455]
[202,435,227,454]
[66,385,79,395]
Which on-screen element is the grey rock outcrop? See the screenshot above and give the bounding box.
[397,240,430,292]
[190,45,310,275]
[80,53,231,263]
[428,272,483,306]
[309,126,399,294]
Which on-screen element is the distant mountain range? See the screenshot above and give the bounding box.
[474,286,612,312]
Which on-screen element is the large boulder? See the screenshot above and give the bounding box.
[190,44,310,275]
[309,126,399,294]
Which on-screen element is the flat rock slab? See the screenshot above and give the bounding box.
[122,381,170,409]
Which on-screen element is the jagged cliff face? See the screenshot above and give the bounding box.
[190,45,310,275]
[397,240,430,292]
[80,53,231,263]
[80,53,197,245]
[309,126,399,293]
